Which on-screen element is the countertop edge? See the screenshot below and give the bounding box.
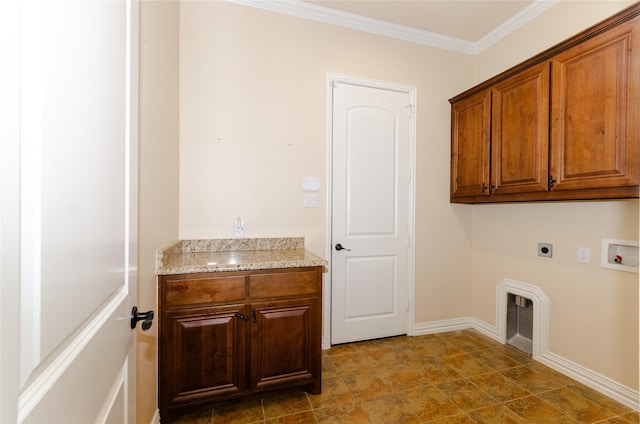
[157,259,328,276]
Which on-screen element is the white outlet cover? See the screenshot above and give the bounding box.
[577,247,590,264]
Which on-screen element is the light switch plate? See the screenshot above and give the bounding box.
[304,193,318,208]
[303,177,321,191]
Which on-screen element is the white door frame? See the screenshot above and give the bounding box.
[323,72,416,349]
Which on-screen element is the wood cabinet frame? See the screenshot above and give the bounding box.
[450,3,640,203]
[158,266,323,423]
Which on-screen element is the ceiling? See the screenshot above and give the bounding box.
[228,0,559,55]
[303,0,534,42]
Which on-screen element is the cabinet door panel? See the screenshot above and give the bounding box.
[161,305,246,407]
[491,62,550,194]
[451,90,491,198]
[250,298,321,393]
[551,18,640,191]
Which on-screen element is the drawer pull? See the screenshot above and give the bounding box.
[234,313,249,321]
[251,309,257,323]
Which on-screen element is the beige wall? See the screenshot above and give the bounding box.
[472,201,638,388]
[138,1,180,423]
[178,0,475,324]
[472,1,638,390]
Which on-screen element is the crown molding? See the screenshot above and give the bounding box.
[226,0,559,56]
[475,0,559,54]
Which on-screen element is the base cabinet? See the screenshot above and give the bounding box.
[161,304,247,409]
[250,298,321,394]
[158,267,323,423]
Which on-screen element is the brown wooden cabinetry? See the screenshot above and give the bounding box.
[491,62,550,196]
[158,267,323,423]
[450,4,640,203]
[451,89,491,198]
[550,18,640,192]
[161,304,247,405]
[250,298,320,394]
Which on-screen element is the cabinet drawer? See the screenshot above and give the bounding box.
[164,276,246,307]
[250,270,319,299]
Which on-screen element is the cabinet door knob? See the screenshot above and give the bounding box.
[234,313,249,321]
[251,309,257,323]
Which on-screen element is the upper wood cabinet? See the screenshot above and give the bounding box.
[491,62,550,196]
[451,89,491,198]
[550,17,640,192]
[450,3,640,203]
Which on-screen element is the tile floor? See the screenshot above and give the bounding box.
[173,329,638,424]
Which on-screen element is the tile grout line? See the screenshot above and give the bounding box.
[304,392,320,423]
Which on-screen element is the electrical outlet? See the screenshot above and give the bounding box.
[538,243,552,258]
[578,247,590,264]
[234,216,244,237]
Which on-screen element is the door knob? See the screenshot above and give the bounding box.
[335,243,351,251]
[131,306,154,331]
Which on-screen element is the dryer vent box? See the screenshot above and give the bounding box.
[538,243,552,258]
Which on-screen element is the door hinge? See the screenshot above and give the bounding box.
[406,235,411,247]
[406,170,411,183]
[407,104,414,118]
[406,299,411,312]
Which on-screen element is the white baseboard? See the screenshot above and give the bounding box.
[413,318,639,411]
[537,350,640,412]
[150,408,160,424]
[413,317,476,335]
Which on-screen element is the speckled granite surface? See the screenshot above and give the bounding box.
[156,238,327,275]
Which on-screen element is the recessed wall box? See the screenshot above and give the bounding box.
[601,239,638,273]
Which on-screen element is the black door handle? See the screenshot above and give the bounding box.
[335,243,351,251]
[131,306,154,331]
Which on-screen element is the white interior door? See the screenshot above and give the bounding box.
[1,1,139,422]
[330,79,414,345]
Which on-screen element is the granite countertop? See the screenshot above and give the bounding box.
[156,237,328,275]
